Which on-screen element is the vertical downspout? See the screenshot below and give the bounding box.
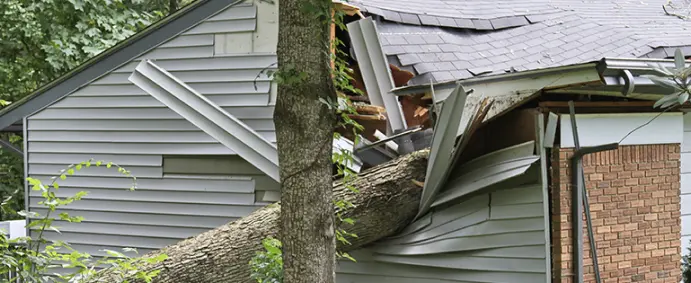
[568,101,618,283]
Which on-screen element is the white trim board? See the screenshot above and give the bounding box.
[559,112,683,148]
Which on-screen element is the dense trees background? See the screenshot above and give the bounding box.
[0,0,193,220]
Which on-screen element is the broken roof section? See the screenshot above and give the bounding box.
[353,0,691,86]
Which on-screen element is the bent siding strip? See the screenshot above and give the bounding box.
[337,142,549,283]
[129,60,279,181]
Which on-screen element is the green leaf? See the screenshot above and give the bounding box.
[676,49,686,70]
[642,74,684,91]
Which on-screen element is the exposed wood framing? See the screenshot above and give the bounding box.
[347,17,407,134]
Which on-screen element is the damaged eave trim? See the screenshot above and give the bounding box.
[128,60,280,181]
[0,138,23,157]
[392,62,601,100]
[347,17,407,132]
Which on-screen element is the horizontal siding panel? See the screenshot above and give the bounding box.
[32,221,209,239]
[27,175,255,193]
[38,230,180,249]
[683,215,691,236]
[28,153,162,166]
[206,4,256,21]
[31,208,235,229]
[337,261,545,283]
[159,34,214,48]
[113,54,277,73]
[417,218,544,244]
[255,175,280,191]
[394,195,488,239]
[561,113,683,148]
[30,107,275,120]
[682,193,691,216]
[184,19,256,35]
[371,253,546,273]
[456,245,546,259]
[28,141,236,155]
[683,153,691,173]
[29,187,255,205]
[28,130,276,144]
[337,274,450,283]
[29,199,260,217]
[491,184,542,205]
[52,94,270,107]
[27,119,275,132]
[92,69,271,85]
[163,155,263,175]
[683,174,691,196]
[373,231,545,256]
[490,203,544,220]
[28,164,162,178]
[71,81,270,96]
[138,46,214,60]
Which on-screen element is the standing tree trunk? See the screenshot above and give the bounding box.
[274,0,338,283]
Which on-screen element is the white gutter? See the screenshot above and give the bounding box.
[129,60,280,181]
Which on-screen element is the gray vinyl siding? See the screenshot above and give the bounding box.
[25,2,278,258]
[337,141,549,283]
[682,113,691,253]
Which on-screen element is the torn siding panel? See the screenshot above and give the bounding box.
[336,142,548,283]
[129,60,279,181]
[416,83,467,217]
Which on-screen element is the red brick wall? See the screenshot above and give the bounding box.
[550,144,681,283]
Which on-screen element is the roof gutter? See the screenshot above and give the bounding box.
[391,62,601,97]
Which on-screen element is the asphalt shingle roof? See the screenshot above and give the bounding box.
[352,0,691,85]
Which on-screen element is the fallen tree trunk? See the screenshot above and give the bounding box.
[87,150,429,283]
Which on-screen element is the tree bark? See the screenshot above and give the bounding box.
[85,150,428,283]
[274,0,338,282]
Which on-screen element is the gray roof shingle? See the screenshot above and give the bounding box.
[353,0,691,85]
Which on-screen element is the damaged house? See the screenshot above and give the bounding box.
[1,0,691,282]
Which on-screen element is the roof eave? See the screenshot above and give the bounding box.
[392,61,602,98]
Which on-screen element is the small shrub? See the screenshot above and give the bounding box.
[249,237,283,283]
[683,241,691,282]
[0,159,167,282]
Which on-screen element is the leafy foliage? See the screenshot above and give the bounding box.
[1,159,166,282]
[683,241,691,283]
[249,237,284,283]
[645,49,691,109]
[0,0,169,103]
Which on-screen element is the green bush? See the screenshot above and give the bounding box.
[683,241,691,283]
[249,237,283,283]
[0,159,167,282]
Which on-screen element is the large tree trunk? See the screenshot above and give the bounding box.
[85,150,428,283]
[274,0,338,282]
